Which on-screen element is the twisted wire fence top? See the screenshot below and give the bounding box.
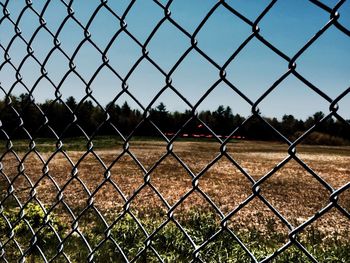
[0,0,349,262]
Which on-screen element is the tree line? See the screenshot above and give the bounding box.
[0,94,349,145]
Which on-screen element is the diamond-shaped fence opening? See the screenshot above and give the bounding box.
[0,0,349,262]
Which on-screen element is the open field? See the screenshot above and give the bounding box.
[0,139,349,262]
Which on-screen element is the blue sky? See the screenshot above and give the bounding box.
[0,0,349,119]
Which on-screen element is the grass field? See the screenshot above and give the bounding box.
[0,138,349,262]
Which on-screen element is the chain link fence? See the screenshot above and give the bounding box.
[0,0,350,262]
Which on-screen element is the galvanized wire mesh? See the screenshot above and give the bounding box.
[0,0,349,262]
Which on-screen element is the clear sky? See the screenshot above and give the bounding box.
[0,0,349,120]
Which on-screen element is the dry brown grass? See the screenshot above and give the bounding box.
[1,140,349,240]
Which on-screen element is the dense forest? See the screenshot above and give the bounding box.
[0,94,349,145]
